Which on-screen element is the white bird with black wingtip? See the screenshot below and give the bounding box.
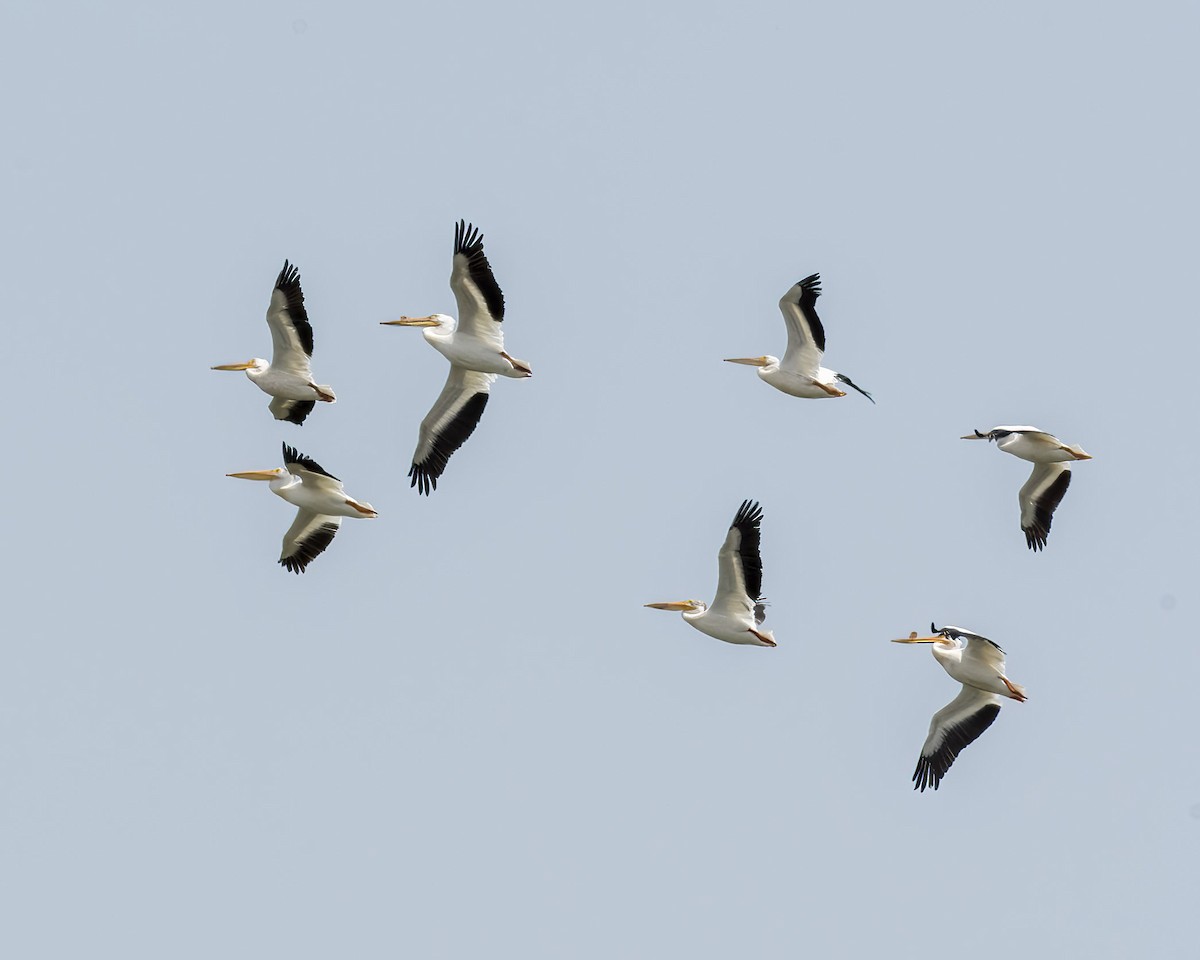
[725,273,873,402]
[893,624,1027,792]
[227,443,377,573]
[382,220,532,494]
[645,500,776,647]
[212,261,336,425]
[961,426,1092,551]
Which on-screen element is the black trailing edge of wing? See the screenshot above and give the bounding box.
[794,273,825,352]
[280,522,339,574]
[912,703,1001,792]
[409,391,490,495]
[835,373,875,404]
[454,219,505,322]
[282,442,339,481]
[274,260,314,357]
[730,499,765,607]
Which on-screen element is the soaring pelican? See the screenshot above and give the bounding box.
[893,624,1027,792]
[726,273,873,402]
[212,261,336,424]
[227,443,377,573]
[382,220,532,494]
[645,500,776,647]
[961,426,1092,551]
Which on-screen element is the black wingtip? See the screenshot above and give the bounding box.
[835,373,874,403]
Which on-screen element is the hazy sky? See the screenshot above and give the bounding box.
[3,1,1199,957]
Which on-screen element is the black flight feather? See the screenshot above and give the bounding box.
[454,220,505,322]
[274,260,314,357]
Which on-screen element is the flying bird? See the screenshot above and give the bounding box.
[961,426,1093,550]
[382,220,532,494]
[227,443,377,573]
[212,261,336,425]
[725,273,873,402]
[645,500,776,647]
[893,624,1027,792]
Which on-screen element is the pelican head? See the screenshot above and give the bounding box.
[212,358,268,374]
[226,468,286,481]
[724,356,775,367]
[381,314,452,328]
[645,599,706,614]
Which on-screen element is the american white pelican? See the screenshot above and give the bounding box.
[227,443,377,573]
[212,261,336,425]
[961,426,1093,551]
[726,273,873,402]
[893,624,1027,792]
[382,220,531,495]
[645,500,776,647]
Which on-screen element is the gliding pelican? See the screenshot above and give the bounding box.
[961,426,1093,550]
[645,500,776,647]
[726,273,873,402]
[212,261,336,424]
[227,443,377,573]
[382,220,532,494]
[893,624,1027,792]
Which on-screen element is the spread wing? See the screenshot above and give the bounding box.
[279,510,341,574]
[450,220,505,348]
[266,261,315,379]
[409,366,496,495]
[912,686,1003,792]
[712,500,766,622]
[1019,463,1072,551]
[778,274,825,377]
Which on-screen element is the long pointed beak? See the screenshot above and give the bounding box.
[892,633,944,643]
[959,431,988,440]
[212,361,256,371]
[724,357,769,366]
[380,316,439,327]
[645,601,692,611]
[227,469,284,481]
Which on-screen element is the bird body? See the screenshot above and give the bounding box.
[726,273,873,403]
[212,261,335,425]
[894,624,1026,791]
[383,221,531,494]
[645,500,776,647]
[227,443,376,573]
[962,426,1092,550]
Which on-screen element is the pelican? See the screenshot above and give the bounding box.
[726,273,873,402]
[212,261,336,425]
[645,500,776,646]
[227,443,377,573]
[382,220,531,494]
[961,426,1093,550]
[893,624,1027,792]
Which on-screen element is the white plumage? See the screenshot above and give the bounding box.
[382,221,531,494]
[645,500,776,647]
[726,273,873,402]
[894,624,1027,791]
[227,443,377,573]
[961,426,1092,550]
[212,261,336,425]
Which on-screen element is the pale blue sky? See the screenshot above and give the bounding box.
[2,1,1198,957]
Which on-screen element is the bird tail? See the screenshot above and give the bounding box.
[1066,444,1092,460]
[1004,680,1028,702]
[314,385,336,402]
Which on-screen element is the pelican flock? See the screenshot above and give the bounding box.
[227,443,377,573]
[894,625,1027,791]
[726,273,873,402]
[382,220,531,494]
[961,426,1093,550]
[205,219,1097,794]
[212,261,336,424]
[645,500,776,647]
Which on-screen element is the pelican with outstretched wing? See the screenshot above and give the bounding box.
[645,500,776,647]
[212,261,336,425]
[382,221,531,494]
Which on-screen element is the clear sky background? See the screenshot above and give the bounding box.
[3,1,1198,957]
